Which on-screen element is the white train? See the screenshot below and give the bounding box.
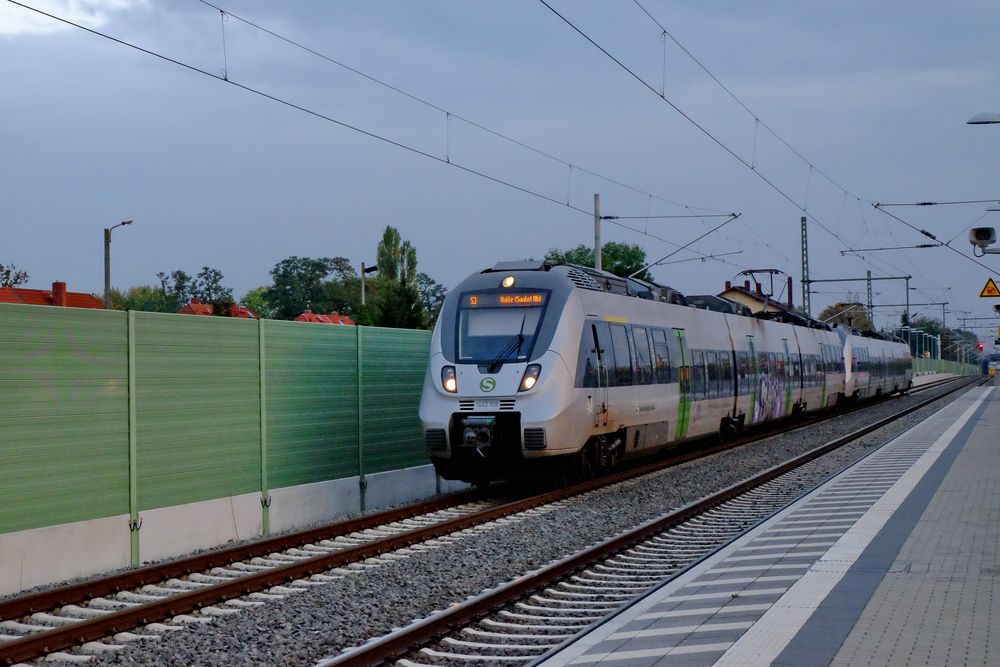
[419,261,912,483]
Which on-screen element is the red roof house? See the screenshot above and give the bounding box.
[295,309,355,325]
[0,282,104,309]
[178,298,257,319]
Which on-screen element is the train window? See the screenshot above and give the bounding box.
[632,327,654,385]
[691,350,706,399]
[758,352,769,375]
[706,351,719,398]
[609,324,633,386]
[651,329,671,384]
[720,353,732,397]
[594,323,614,386]
[736,351,748,394]
[769,353,778,380]
[457,294,547,364]
[575,323,600,388]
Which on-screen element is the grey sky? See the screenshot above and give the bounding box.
[3,0,999,337]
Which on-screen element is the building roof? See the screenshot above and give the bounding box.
[295,310,355,325]
[178,298,257,319]
[0,282,104,309]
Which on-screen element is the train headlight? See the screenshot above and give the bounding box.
[519,364,541,392]
[441,366,458,393]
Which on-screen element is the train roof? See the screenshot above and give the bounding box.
[483,260,840,330]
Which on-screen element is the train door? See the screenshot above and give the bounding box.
[782,339,794,416]
[746,336,758,423]
[591,322,611,428]
[673,329,690,439]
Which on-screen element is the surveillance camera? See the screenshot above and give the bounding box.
[970,227,997,248]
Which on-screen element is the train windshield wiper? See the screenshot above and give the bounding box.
[486,312,527,373]
[486,333,523,373]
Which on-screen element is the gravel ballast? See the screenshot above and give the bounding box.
[87,379,978,667]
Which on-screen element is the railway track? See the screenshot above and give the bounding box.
[319,375,983,666]
[0,374,970,665]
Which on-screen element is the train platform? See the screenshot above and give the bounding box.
[539,380,997,667]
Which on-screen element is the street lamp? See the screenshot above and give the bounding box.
[967,112,1000,125]
[104,220,133,308]
[360,261,379,307]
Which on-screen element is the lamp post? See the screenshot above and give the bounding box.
[104,220,133,308]
[967,113,1000,125]
[360,262,379,307]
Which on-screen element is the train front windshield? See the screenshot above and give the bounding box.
[456,290,549,364]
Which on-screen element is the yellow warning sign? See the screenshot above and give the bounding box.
[980,278,1000,298]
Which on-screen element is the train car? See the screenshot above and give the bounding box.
[419,260,909,484]
[837,326,912,400]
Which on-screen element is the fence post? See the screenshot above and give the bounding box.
[259,319,270,534]
[357,325,367,512]
[127,310,139,566]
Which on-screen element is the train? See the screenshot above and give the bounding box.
[418,260,913,484]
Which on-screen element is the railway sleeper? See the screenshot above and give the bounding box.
[417,646,535,663]
[462,627,576,641]
[499,610,599,623]
[528,595,621,609]
[481,619,590,632]
[440,636,563,653]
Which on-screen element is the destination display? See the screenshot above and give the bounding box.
[463,292,548,308]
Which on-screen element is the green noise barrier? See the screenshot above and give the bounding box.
[0,303,431,557]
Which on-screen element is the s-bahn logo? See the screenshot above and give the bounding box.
[480,378,496,392]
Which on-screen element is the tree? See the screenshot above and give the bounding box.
[265,256,341,320]
[377,280,425,329]
[0,263,29,288]
[240,287,274,319]
[191,267,233,304]
[416,272,448,327]
[376,226,417,286]
[156,270,194,312]
[816,297,873,331]
[545,242,652,281]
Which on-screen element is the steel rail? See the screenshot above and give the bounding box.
[320,376,983,666]
[0,373,970,664]
[0,489,488,624]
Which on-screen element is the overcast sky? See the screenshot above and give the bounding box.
[3,0,1000,337]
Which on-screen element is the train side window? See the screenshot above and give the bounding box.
[651,328,671,384]
[593,322,615,387]
[666,332,683,383]
[720,352,733,397]
[691,350,706,399]
[574,323,599,388]
[632,327,654,385]
[609,324,633,386]
[770,353,779,382]
[758,352,769,376]
[736,351,748,394]
[706,351,719,398]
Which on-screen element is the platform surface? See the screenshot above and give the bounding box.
[540,381,997,667]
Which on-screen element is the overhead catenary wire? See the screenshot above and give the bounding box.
[547,0,955,303]
[630,0,869,204]
[873,204,1000,278]
[195,0,731,216]
[535,0,878,275]
[877,199,1000,207]
[6,0,743,268]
